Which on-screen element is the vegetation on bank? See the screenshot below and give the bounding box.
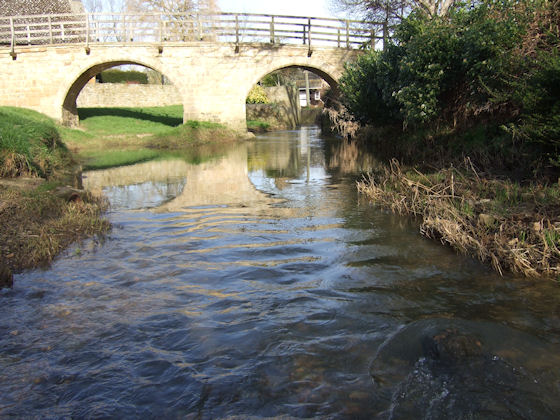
[339,0,559,176]
[0,107,110,279]
[62,106,249,170]
[334,0,560,278]
[358,160,560,278]
[0,185,110,272]
[247,119,272,133]
[0,107,72,178]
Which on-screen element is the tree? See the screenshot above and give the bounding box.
[330,0,457,25]
[125,0,218,15]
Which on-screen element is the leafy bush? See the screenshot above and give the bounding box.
[99,69,148,84]
[338,0,560,174]
[246,85,270,104]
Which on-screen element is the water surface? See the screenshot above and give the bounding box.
[1,127,560,418]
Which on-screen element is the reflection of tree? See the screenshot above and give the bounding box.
[326,139,380,175]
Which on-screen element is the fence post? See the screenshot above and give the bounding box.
[9,17,16,57]
[371,28,375,49]
[270,16,275,44]
[122,14,126,42]
[85,14,90,48]
[48,16,53,44]
[345,20,350,49]
[337,28,340,48]
[307,18,312,56]
[235,14,239,52]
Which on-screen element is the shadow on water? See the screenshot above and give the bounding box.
[78,107,183,127]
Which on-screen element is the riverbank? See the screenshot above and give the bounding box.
[0,105,255,284]
[357,158,560,279]
[62,106,251,170]
[0,107,112,286]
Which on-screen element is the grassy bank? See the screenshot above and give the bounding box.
[358,159,560,279]
[62,106,249,170]
[0,107,110,282]
[0,107,73,178]
[247,119,271,133]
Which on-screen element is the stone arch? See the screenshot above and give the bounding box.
[61,60,179,127]
[249,64,338,98]
[244,63,339,128]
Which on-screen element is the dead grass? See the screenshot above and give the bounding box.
[0,186,110,271]
[357,158,560,278]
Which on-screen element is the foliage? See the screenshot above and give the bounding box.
[99,69,149,84]
[246,85,270,104]
[0,107,71,178]
[329,0,457,25]
[260,73,282,87]
[339,0,560,175]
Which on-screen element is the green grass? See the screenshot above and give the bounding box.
[77,105,184,136]
[56,106,246,170]
[247,119,271,130]
[0,106,72,178]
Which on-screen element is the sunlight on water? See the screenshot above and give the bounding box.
[1,126,559,418]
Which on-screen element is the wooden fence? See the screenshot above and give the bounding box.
[0,12,386,55]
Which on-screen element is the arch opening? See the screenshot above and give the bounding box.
[245,65,338,131]
[62,61,181,127]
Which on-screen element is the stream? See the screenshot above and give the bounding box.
[1,126,560,419]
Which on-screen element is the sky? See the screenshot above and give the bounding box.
[218,0,341,19]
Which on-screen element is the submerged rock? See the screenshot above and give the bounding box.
[0,263,13,289]
[421,328,483,365]
[369,318,560,419]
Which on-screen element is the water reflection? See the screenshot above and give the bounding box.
[1,127,559,419]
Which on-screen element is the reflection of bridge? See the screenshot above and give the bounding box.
[0,12,380,130]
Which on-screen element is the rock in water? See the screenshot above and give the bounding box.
[0,264,13,289]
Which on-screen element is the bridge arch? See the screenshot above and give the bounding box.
[60,59,181,127]
[251,64,338,93]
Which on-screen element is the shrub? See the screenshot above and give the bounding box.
[99,69,148,84]
[246,85,270,104]
[338,0,560,174]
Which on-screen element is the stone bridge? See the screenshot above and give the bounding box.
[0,12,379,130]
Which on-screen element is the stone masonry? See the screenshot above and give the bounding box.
[0,42,360,131]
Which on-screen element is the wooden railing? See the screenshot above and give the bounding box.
[0,12,385,55]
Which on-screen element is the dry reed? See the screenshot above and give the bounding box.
[357,158,560,278]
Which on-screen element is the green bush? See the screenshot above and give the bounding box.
[338,0,560,174]
[246,85,270,104]
[100,69,148,84]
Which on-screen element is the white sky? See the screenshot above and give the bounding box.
[218,0,339,19]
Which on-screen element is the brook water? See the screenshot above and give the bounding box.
[2,127,560,419]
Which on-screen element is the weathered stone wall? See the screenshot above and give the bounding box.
[77,83,182,108]
[246,85,301,129]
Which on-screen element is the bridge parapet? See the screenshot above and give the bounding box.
[0,12,384,56]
